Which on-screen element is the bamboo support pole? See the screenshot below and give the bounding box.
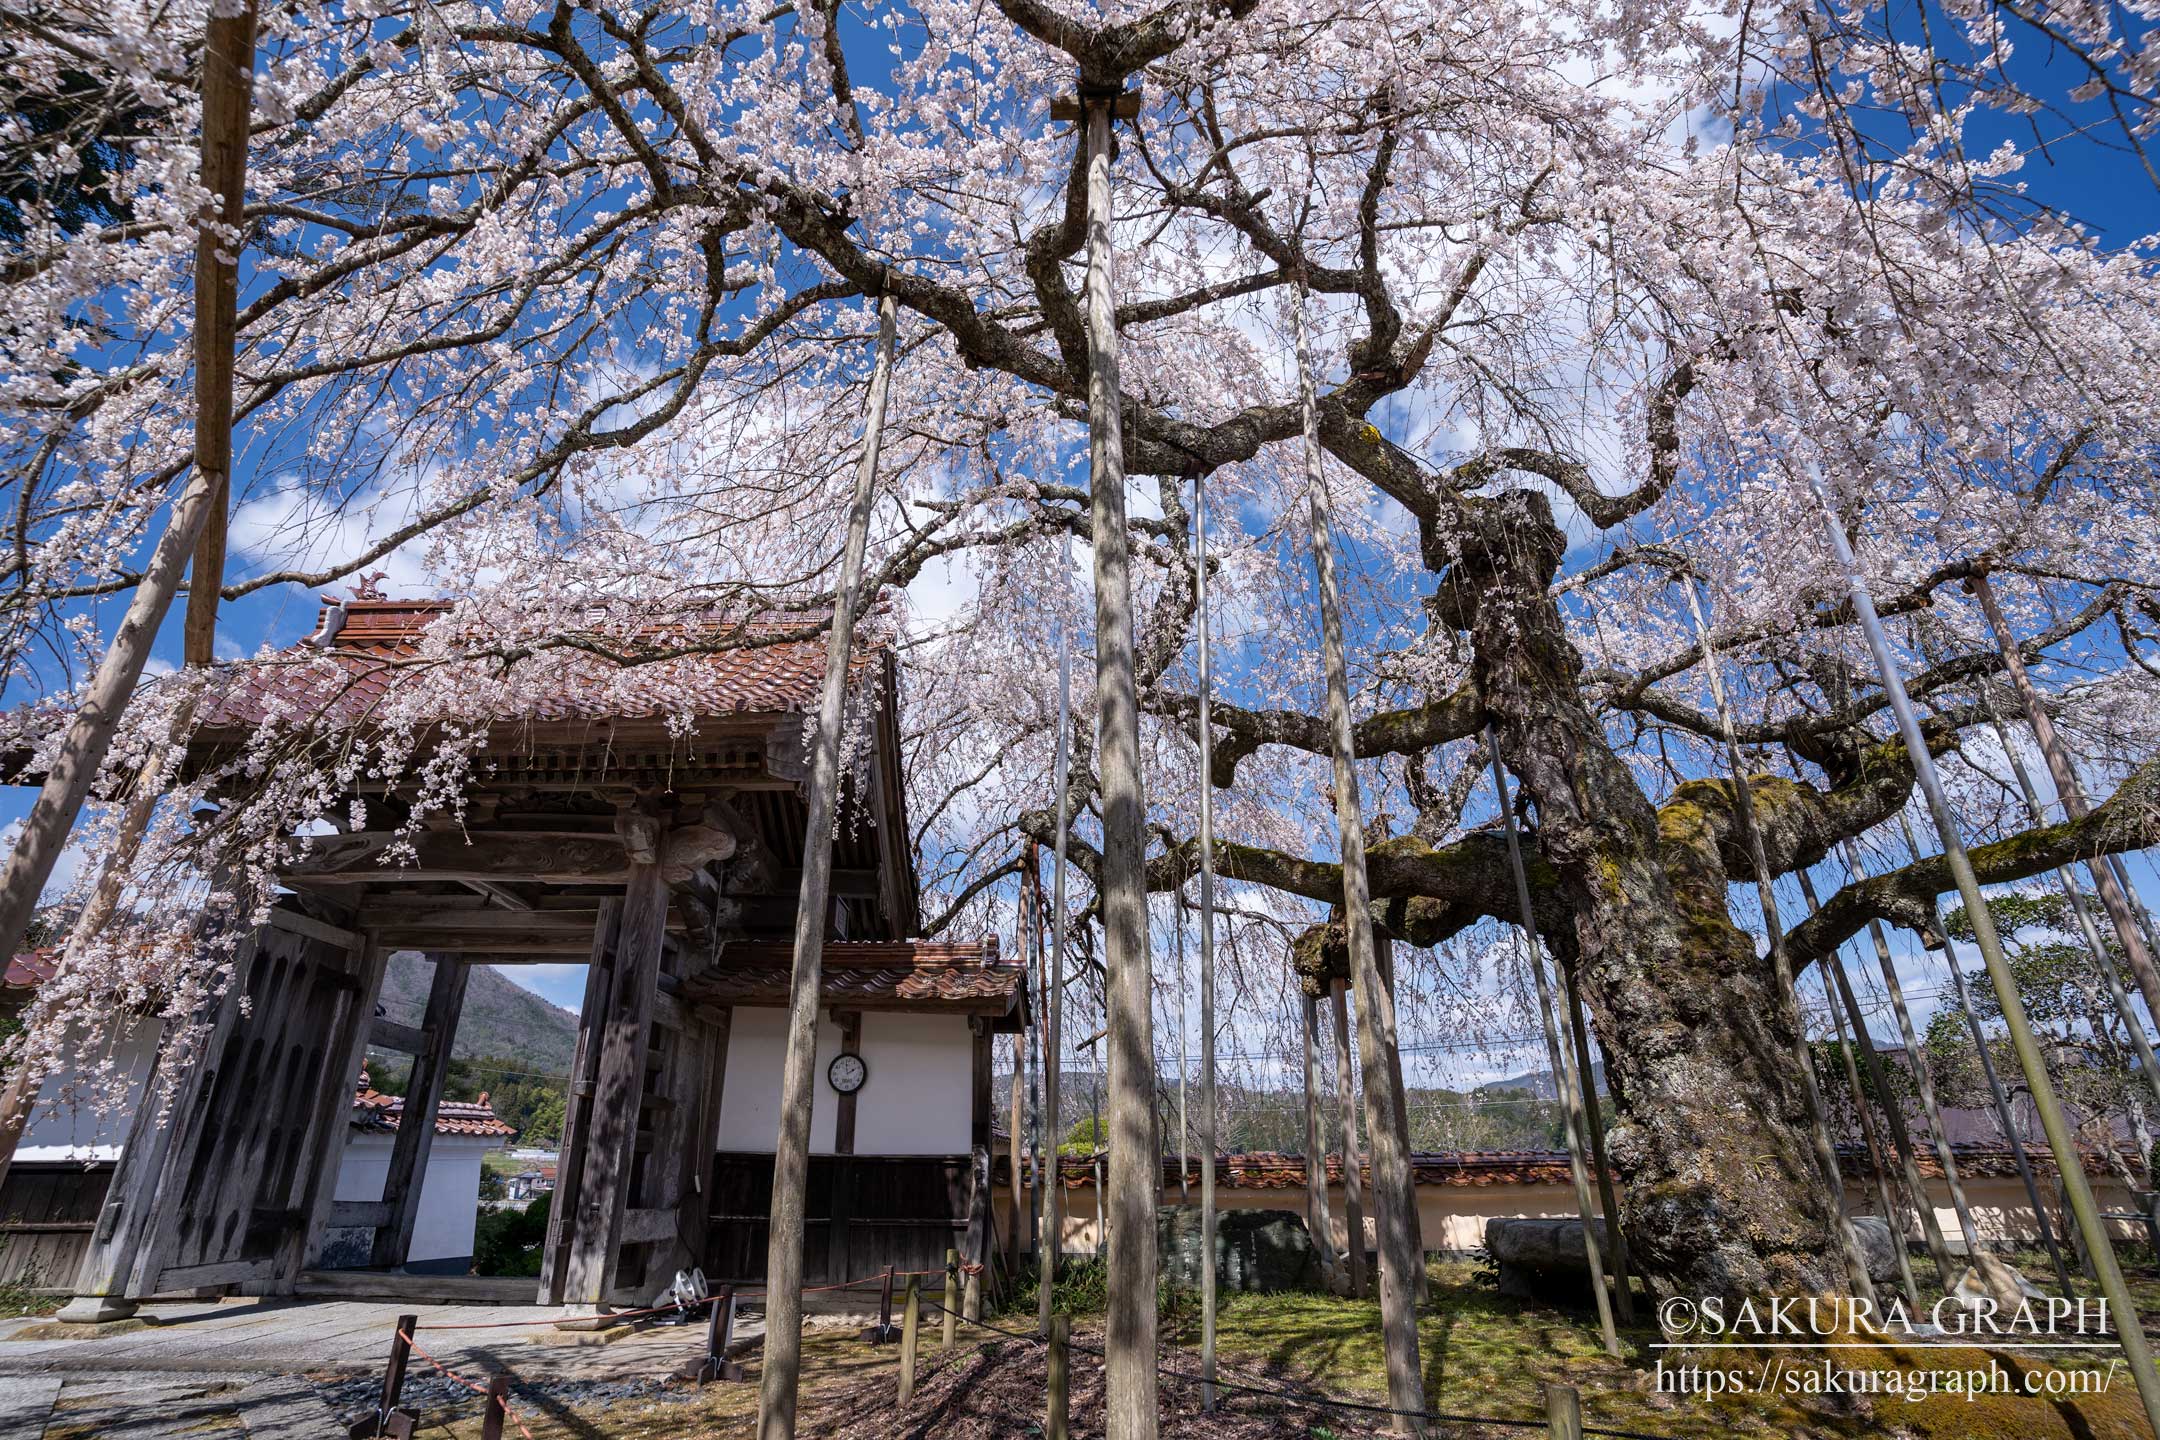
[1971,571,2160,1031]
[1173,887,1191,1203]
[1822,932,1960,1288]
[1982,706,2160,1122]
[943,1248,959,1349]
[1882,817,2075,1294]
[756,291,898,1440]
[1679,580,1878,1302]
[1809,477,2160,1435]
[1194,473,1220,1410]
[1824,970,1923,1308]
[1563,979,1634,1324]
[1486,733,1621,1358]
[1294,289,1425,1431]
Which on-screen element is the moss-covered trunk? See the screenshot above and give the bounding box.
[1441,490,1845,1300]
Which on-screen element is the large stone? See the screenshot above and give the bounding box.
[1156,1205,1324,1293]
[1485,1216,1619,1302]
[1848,1215,1905,1289]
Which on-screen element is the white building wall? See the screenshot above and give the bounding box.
[325,1131,495,1266]
[715,1007,972,1156]
[15,1017,160,1163]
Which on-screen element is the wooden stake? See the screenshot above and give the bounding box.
[1486,735,1620,1358]
[1543,1382,1583,1440]
[898,1277,921,1407]
[0,0,258,966]
[1080,89,1159,1440]
[1810,477,2160,1434]
[478,1375,510,1440]
[757,291,899,1440]
[1047,1313,1071,1440]
[1293,288,1424,1432]
[943,1248,959,1348]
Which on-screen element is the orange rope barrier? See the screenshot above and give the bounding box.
[397,1328,537,1440]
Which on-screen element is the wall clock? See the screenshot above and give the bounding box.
[827,1051,868,1095]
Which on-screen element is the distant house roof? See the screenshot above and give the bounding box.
[4,948,55,991]
[683,939,1025,1029]
[353,1071,517,1140]
[193,599,881,732]
[1010,1142,2128,1189]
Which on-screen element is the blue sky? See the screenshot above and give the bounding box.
[7,10,2159,1041]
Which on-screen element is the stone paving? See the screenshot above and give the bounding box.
[0,1296,838,1437]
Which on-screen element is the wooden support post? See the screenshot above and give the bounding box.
[1825,969,1923,1308]
[1295,290,1423,1430]
[1078,86,1160,1440]
[1329,980,1368,1301]
[759,290,899,1440]
[541,902,620,1306]
[0,0,257,967]
[1487,735,1620,1359]
[1679,579,1879,1306]
[1010,1029,1026,1266]
[1563,979,1633,1324]
[374,955,470,1269]
[1972,571,2160,1029]
[564,862,670,1310]
[360,1314,417,1440]
[1814,483,2160,1432]
[1195,472,1221,1412]
[1824,946,1958,1287]
[1047,1313,1071,1440]
[1040,578,1074,1338]
[478,1375,510,1440]
[898,1276,921,1407]
[1543,1383,1583,1440]
[1301,993,1335,1270]
[943,1247,959,1348]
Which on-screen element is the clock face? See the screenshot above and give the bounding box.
[827,1052,868,1095]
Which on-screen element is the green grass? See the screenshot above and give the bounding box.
[1154,1257,2153,1438]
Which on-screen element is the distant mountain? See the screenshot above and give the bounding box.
[375,952,581,1076]
[1477,1061,1606,1100]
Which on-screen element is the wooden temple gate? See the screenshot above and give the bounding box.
[52,598,1020,1319]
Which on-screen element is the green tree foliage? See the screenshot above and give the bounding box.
[472,1191,551,1277]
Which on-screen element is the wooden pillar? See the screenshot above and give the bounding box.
[829,1011,862,1287]
[374,954,471,1268]
[541,901,619,1306]
[677,1006,731,1278]
[563,861,670,1310]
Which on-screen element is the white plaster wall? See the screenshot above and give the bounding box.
[853,1012,972,1156]
[716,1008,843,1153]
[328,1132,496,1264]
[15,1017,160,1163]
[714,1008,974,1156]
